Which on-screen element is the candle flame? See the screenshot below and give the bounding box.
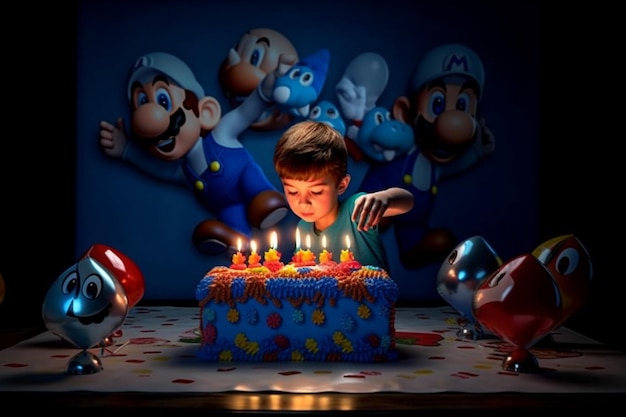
[322,235,327,249]
[250,240,257,253]
[270,231,278,249]
[237,238,242,252]
[305,234,311,249]
[345,235,351,250]
[295,228,301,249]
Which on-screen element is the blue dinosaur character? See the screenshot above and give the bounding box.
[272,48,330,118]
[307,100,346,136]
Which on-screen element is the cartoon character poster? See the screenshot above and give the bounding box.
[76,0,540,301]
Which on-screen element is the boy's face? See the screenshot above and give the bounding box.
[281,174,350,230]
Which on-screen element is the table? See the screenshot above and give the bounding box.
[1,305,624,411]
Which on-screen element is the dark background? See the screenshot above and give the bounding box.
[1,1,621,351]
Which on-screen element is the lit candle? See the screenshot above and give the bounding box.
[247,240,261,267]
[263,231,283,271]
[292,228,303,264]
[319,235,333,264]
[299,234,316,264]
[295,228,301,251]
[230,238,246,269]
[340,235,354,263]
[339,234,361,269]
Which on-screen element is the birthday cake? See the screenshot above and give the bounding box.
[195,250,400,362]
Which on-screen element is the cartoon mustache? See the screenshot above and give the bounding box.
[136,107,186,146]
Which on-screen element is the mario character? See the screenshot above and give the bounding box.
[358,43,495,270]
[99,51,296,255]
[218,28,299,131]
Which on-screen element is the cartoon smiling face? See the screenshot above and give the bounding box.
[42,257,128,349]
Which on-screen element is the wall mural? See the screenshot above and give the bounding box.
[77,0,540,301]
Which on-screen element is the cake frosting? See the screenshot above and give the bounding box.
[195,261,399,362]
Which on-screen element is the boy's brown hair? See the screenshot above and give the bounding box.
[273,121,348,185]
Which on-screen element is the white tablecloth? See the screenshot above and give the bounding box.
[1,306,625,393]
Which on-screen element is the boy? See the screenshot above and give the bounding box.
[273,120,414,269]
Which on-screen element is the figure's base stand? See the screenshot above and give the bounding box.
[502,347,539,373]
[66,350,103,375]
[456,323,484,340]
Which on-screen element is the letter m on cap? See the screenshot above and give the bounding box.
[443,53,469,73]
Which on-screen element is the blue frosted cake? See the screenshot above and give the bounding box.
[195,262,399,362]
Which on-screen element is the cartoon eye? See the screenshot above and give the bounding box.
[289,68,301,79]
[299,71,314,87]
[155,88,172,111]
[82,274,104,300]
[309,106,321,119]
[554,248,579,276]
[428,91,446,117]
[325,107,338,118]
[137,91,149,106]
[249,47,265,67]
[61,271,79,295]
[456,92,471,112]
[374,111,387,125]
[488,271,505,287]
[447,249,458,265]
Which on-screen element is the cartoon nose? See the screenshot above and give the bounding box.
[132,103,171,138]
[273,86,291,104]
[434,110,476,146]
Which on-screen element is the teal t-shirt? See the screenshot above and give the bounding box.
[296,192,389,269]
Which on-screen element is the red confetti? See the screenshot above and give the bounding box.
[172,378,194,384]
[279,370,301,376]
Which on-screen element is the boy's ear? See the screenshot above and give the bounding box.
[337,175,351,195]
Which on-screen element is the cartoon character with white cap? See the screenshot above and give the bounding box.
[358,43,495,269]
[99,51,296,255]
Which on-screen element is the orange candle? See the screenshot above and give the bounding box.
[230,238,246,269]
[300,234,316,263]
[291,228,303,263]
[319,235,333,264]
[263,231,284,272]
[247,240,261,267]
[264,231,280,262]
[340,235,354,262]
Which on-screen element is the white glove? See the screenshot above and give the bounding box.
[336,77,367,121]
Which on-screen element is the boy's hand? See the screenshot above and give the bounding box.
[352,192,389,232]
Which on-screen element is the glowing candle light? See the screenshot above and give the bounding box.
[340,235,355,263]
[292,228,303,264]
[339,234,360,268]
[230,238,246,269]
[319,235,333,264]
[300,234,315,264]
[295,228,301,250]
[263,231,283,271]
[247,240,261,267]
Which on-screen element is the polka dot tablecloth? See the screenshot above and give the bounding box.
[1,306,625,393]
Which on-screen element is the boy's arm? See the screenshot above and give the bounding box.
[376,187,414,216]
[352,188,414,231]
